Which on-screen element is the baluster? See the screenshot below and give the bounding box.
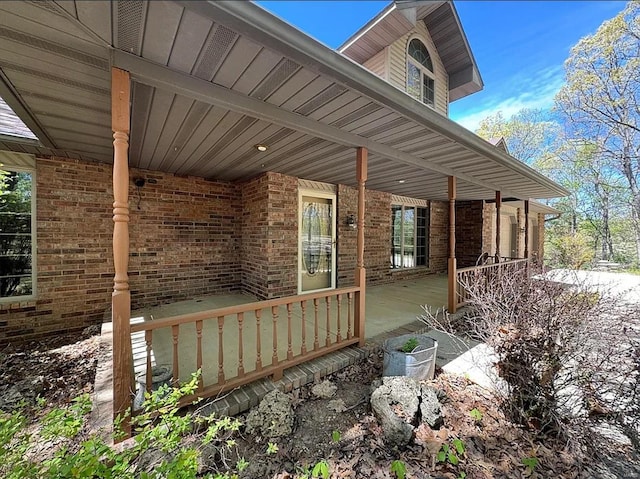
[336,294,342,342]
[347,292,353,339]
[300,301,307,355]
[286,303,293,360]
[145,330,153,393]
[313,298,320,351]
[237,313,245,377]
[255,309,263,371]
[271,306,279,366]
[325,296,331,347]
[196,320,203,390]
[171,325,179,387]
[217,316,225,383]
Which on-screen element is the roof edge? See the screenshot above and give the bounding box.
[188,1,569,199]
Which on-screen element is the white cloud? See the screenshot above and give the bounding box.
[451,66,565,132]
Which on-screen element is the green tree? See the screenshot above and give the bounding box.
[475,108,561,166]
[0,169,33,297]
[555,1,640,264]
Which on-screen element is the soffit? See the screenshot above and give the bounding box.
[503,200,561,215]
[0,0,565,202]
[0,0,111,162]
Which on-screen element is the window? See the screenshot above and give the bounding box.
[391,205,429,269]
[407,38,435,107]
[0,167,35,299]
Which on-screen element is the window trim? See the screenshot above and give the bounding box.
[406,36,436,108]
[0,164,36,303]
[390,202,429,270]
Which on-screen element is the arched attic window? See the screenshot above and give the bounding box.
[407,38,435,107]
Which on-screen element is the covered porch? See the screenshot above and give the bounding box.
[130,274,448,382]
[0,1,567,434]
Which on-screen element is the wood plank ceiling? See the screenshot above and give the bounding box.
[0,0,567,201]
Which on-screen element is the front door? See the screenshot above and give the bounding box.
[299,192,336,293]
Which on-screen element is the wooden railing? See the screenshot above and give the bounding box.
[128,286,362,409]
[455,258,529,309]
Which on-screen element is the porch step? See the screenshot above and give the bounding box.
[192,344,373,418]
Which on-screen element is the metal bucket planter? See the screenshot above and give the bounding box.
[133,364,173,409]
[382,333,438,380]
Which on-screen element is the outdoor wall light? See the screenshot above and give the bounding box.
[346,214,357,229]
[255,144,268,152]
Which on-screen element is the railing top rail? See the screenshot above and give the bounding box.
[457,257,529,274]
[131,286,361,333]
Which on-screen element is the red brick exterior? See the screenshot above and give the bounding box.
[240,172,298,299]
[1,159,451,344]
[1,157,243,344]
[337,185,449,286]
[537,213,545,263]
[128,170,242,305]
[455,200,484,268]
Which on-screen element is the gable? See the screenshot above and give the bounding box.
[388,22,449,115]
[339,1,482,102]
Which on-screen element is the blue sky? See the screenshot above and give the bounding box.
[258,1,627,131]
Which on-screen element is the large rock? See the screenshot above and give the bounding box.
[370,377,421,448]
[245,389,294,438]
[311,380,337,399]
[0,376,45,411]
[420,385,443,429]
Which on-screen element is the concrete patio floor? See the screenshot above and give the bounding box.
[131,274,450,384]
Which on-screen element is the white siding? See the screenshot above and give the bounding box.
[362,48,388,81]
[388,22,449,116]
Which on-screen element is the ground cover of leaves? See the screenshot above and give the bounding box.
[0,328,100,411]
[235,356,636,479]
[2,332,639,478]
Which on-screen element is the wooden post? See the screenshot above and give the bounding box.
[495,191,502,262]
[354,147,367,346]
[447,176,457,313]
[111,67,133,434]
[524,200,530,259]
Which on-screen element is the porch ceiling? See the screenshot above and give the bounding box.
[0,0,568,202]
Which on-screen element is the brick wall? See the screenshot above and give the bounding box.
[337,186,448,287]
[0,157,242,345]
[427,200,449,273]
[0,158,114,343]
[537,213,545,263]
[1,159,450,344]
[128,169,241,305]
[516,207,525,258]
[240,172,297,299]
[455,201,484,268]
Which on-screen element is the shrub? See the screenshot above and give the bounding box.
[421,265,640,453]
[0,372,244,478]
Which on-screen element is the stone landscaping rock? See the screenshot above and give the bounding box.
[0,376,45,411]
[311,380,337,399]
[246,389,294,438]
[370,376,421,448]
[420,384,443,429]
[328,399,346,413]
[370,377,445,449]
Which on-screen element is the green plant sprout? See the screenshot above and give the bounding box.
[401,337,419,352]
[390,459,407,479]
